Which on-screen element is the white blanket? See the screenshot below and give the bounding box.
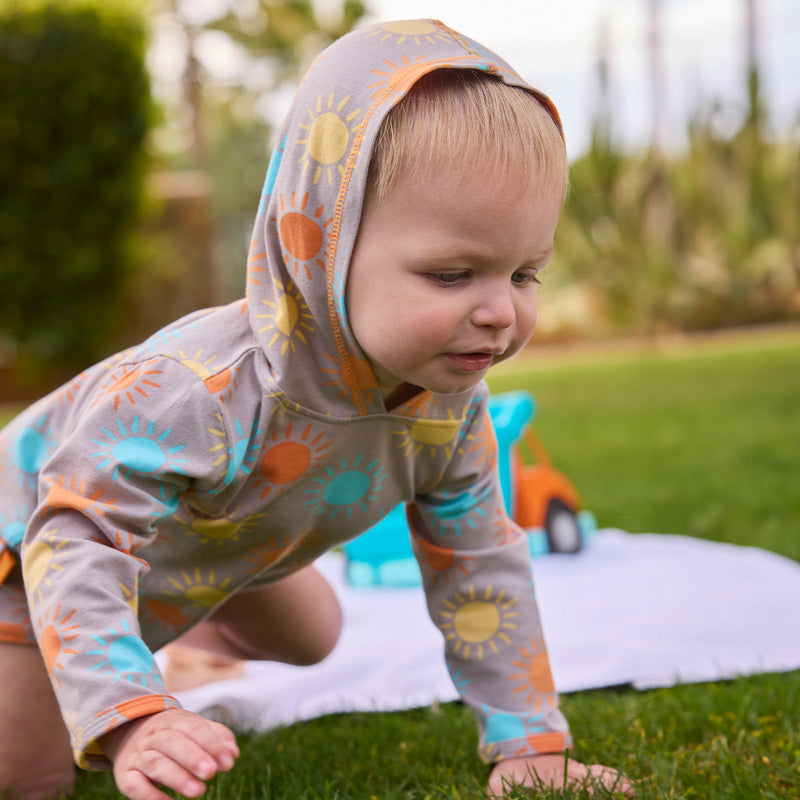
[165,530,800,731]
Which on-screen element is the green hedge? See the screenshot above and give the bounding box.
[0,0,151,375]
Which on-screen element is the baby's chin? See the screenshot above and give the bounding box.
[425,374,489,397]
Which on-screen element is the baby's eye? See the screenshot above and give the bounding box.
[428,271,468,285]
[511,271,541,286]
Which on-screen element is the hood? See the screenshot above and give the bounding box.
[246,18,561,418]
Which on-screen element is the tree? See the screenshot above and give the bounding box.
[151,0,367,169]
[148,0,367,297]
[0,0,151,377]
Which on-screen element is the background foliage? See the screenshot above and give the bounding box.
[549,71,800,339]
[0,0,151,376]
[1,0,797,383]
[150,0,367,299]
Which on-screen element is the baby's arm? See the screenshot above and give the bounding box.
[487,754,634,797]
[100,709,239,800]
[411,392,633,795]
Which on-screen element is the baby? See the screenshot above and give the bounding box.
[0,18,632,800]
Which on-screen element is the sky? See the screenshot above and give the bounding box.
[152,0,800,159]
[361,0,800,156]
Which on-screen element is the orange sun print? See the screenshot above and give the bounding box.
[90,361,162,411]
[37,604,80,686]
[276,192,332,280]
[251,421,332,499]
[509,637,558,710]
[247,238,268,297]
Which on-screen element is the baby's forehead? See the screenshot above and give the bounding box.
[363,154,565,223]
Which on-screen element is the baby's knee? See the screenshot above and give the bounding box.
[291,598,342,665]
[253,589,342,667]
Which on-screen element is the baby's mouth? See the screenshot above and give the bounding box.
[444,352,498,372]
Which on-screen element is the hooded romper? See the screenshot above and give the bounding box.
[0,18,571,769]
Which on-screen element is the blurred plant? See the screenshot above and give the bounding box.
[0,0,151,377]
[149,0,367,297]
[549,3,799,338]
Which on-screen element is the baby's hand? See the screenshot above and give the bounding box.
[99,708,240,800]
[487,753,634,797]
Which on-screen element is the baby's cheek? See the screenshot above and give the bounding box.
[416,305,462,336]
[517,299,538,339]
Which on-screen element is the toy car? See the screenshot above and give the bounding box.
[343,391,595,587]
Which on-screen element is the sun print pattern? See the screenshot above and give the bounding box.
[9,413,56,489]
[276,192,332,280]
[256,278,315,356]
[251,421,332,499]
[304,454,387,520]
[438,584,520,661]
[296,93,363,186]
[508,636,558,710]
[90,361,162,411]
[363,19,451,46]
[91,417,188,481]
[37,603,79,686]
[86,619,163,690]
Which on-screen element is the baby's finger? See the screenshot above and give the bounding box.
[173,715,239,768]
[115,762,201,800]
[146,726,225,784]
[138,742,211,799]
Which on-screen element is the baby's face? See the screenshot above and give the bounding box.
[346,162,563,409]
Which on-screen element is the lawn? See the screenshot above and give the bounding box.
[3,327,799,798]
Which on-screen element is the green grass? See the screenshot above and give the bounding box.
[4,328,800,798]
[490,330,800,560]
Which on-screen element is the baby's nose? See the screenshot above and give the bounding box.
[470,289,516,329]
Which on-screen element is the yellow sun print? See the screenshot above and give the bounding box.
[439,585,519,660]
[257,278,315,355]
[296,93,362,185]
[189,518,241,546]
[180,350,243,404]
[164,567,232,610]
[22,530,70,606]
[181,513,265,546]
[178,349,218,380]
[363,19,451,45]
[118,579,139,615]
[394,413,461,458]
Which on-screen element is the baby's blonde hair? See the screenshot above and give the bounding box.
[366,68,568,204]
